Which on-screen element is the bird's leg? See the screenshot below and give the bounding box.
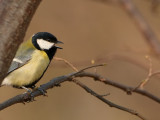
[22,86,32,93]
[22,86,35,102]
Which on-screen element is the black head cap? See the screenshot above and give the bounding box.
[32,32,58,44]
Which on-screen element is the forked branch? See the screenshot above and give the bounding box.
[0,64,151,120]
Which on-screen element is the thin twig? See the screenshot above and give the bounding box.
[78,63,106,73]
[69,63,106,79]
[135,56,153,89]
[53,58,160,103]
[135,56,160,89]
[54,57,78,72]
[73,79,146,120]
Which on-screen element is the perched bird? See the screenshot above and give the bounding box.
[1,32,63,92]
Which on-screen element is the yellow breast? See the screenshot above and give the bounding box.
[2,50,50,87]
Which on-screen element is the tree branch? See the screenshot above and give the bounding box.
[73,79,146,120]
[119,0,160,56]
[0,0,42,84]
[0,74,68,110]
[92,0,160,56]
[77,72,160,103]
[0,64,158,120]
[0,64,105,110]
[0,70,147,120]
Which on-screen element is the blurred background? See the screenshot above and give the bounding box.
[1,0,160,119]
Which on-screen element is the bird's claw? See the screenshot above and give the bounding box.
[23,90,35,102]
[37,87,47,96]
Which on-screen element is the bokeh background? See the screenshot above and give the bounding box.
[1,0,160,120]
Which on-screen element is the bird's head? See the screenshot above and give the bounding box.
[32,32,63,51]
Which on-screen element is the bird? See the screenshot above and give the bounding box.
[1,32,63,92]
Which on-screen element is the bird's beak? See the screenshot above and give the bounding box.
[57,41,64,44]
[55,40,63,49]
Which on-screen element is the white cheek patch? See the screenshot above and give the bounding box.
[37,39,55,50]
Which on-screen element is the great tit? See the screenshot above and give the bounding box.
[1,32,63,91]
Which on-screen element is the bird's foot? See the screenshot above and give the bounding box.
[37,87,47,96]
[22,86,35,102]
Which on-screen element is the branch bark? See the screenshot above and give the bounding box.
[93,0,160,56]
[78,72,160,103]
[1,64,157,120]
[0,0,42,84]
[1,70,159,111]
[119,0,160,56]
[73,79,146,120]
[0,72,146,120]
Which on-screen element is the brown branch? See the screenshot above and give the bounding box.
[55,53,150,74]
[0,0,42,84]
[0,75,68,110]
[135,56,160,89]
[0,70,147,120]
[1,64,158,120]
[73,79,146,120]
[77,72,160,103]
[54,57,79,72]
[55,57,160,103]
[119,0,160,56]
[151,0,160,12]
[0,64,105,110]
[92,0,160,56]
[0,70,159,111]
[135,56,153,89]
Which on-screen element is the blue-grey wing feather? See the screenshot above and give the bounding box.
[8,49,34,74]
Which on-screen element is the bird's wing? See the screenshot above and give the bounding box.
[7,49,34,74]
[8,39,35,74]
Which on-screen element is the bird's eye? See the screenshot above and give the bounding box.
[47,39,51,42]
